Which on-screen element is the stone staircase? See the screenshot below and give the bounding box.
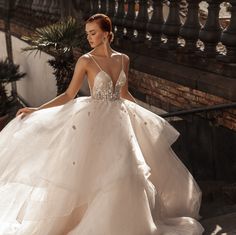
[201,212,236,235]
[199,181,236,235]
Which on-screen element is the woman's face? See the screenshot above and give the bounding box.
[85,21,108,48]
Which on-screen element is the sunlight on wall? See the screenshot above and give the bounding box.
[0,31,11,95]
[0,31,7,59]
[11,36,57,107]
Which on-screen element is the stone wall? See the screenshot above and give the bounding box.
[129,68,236,131]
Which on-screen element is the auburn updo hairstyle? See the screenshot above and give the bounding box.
[86,13,114,43]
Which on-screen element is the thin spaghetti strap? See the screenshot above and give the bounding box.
[88,53,103,71]
[121,53,124,70]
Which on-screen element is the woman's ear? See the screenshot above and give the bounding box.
[104,31,109,39]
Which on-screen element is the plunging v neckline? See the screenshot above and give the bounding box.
[88,53,125,92]
[96,69,125,91]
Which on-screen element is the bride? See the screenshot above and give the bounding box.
[0,13,204,234]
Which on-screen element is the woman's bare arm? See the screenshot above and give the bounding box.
[120,55,136,103]
[16,55,88,117]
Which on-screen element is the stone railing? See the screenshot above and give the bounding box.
[0,0,61,28]
[0,0,235,64]
[72,0,236,101]
[75,1,236,62]
[0,0,235,102]
[0,1,235,61]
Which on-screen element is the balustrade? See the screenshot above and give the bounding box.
[147,0,164,46]
[48,0,60,22]
[100,0,107,14]
[133,0,149,42]
[82,0,92,20]
[0,0,235,64]
[199,0,222,57]
[123,0,135,40]
[179,0,201,53]
[219,0,236,62]
[91,0,99,16]
[162,0,182,49]
[107,0,116,19]
[113,0,125,41]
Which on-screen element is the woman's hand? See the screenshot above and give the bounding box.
[16,107,39,119]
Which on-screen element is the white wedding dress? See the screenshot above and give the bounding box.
[0,53,204,235]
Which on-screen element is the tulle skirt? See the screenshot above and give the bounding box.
[0,97,204,234]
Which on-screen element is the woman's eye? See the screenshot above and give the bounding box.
[86,33,95,36]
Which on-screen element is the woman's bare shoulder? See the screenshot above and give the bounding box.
[111,50,129,63]
[118,53,129,67]
[77,53,91,62]
[122,53,130,63]
[74,53,92,69]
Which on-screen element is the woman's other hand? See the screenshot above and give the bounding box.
[16,107,39,119]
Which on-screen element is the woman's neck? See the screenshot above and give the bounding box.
[91,43,113,58]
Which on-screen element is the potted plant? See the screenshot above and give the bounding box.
[0,58,26,130]
[22,16,87,95]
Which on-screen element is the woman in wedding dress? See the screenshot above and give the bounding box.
[0,13,204,234]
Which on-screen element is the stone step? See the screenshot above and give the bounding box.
[199,181,236,219]
[201,212,236,235]
[201,203,236,220]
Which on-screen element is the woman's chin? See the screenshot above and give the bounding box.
[89,43,96,48]
[89,41,103,48]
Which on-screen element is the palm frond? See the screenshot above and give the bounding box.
[20,16,87,96]
[0,58,26,115]
[21,17,85,56]
[0,58,26,83]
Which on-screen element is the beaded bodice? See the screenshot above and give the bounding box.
[88,53,127,101]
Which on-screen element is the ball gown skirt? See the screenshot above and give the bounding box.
[0,97,204,235]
